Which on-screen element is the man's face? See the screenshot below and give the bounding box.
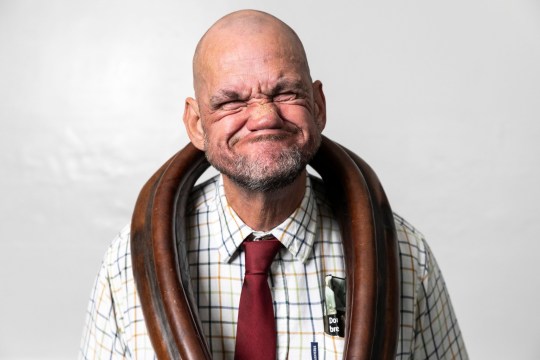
[187,34,326,192]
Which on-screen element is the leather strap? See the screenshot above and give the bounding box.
[131,135,400,359]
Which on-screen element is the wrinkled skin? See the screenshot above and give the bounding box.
[183,10,326,229]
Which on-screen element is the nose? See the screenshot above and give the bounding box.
[246,102,283,131]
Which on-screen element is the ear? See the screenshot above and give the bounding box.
[183,97,205,150]
[312,80,327,131]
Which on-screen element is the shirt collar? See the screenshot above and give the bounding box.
[216,174,319,264]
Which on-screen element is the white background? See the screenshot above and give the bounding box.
[1,0,539,359]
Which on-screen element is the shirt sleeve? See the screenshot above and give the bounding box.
[413,239,469,360]
[79,245,128,359]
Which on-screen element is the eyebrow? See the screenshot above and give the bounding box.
[209,90,241,109]
[271,78,310,96]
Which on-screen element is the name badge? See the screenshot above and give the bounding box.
[324,274,346,337]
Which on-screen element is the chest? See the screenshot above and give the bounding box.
[186,220,346,359]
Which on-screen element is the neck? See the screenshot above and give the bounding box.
[222,171,307,232]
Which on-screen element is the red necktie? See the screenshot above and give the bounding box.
[234,238,282,360]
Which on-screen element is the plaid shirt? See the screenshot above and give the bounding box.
[80,175,467,359]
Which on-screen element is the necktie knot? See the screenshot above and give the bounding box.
[243,238,282,275]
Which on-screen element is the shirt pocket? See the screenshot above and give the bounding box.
[321,332,345,359]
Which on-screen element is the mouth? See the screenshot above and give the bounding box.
[248,133,291,143]
[230,129,298,147]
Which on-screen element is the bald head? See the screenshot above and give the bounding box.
[193,10,311,97]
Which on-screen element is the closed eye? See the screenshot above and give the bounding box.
[221,100,246,111]
[273,93,297,102]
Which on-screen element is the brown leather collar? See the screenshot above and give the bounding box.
[131,136,400,359]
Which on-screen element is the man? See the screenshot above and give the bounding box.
[80,10,467,359]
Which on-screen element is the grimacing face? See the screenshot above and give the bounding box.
[184,35,326,192]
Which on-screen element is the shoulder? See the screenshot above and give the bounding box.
[101,175,220,273]
[98,224,134,295]
[393,213,428,258]
[103,224,132,272]
[309,174,430,275]
[392,213,431,281]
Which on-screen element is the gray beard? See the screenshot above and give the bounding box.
[206,144,315,193]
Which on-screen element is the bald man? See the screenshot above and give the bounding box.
[80,10,467,360]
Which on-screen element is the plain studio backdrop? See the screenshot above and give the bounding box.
[1,0,539,359]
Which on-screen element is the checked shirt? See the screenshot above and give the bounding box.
[80,174,468,359]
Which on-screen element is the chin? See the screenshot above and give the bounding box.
[228,166,305,193]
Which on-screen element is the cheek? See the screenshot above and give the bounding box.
[277,105,318,132]
[204,113,249,146]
